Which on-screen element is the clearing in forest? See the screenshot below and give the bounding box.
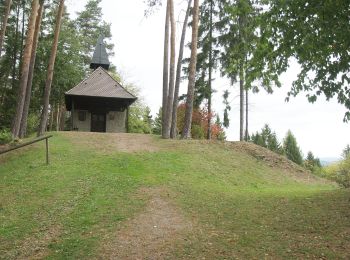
[0,132,349,259]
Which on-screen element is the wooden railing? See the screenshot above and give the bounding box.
[0,135,53,165]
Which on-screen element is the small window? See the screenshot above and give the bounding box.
[78,111,86,121]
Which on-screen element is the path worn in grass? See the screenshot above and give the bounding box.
[99,187,193,259]
[1,132,349,259]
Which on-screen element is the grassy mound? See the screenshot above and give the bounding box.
[0,132,349,259]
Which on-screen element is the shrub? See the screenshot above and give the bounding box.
[27,113,40,135]
[128,106,152,134]
[323,157,350,188]
[0,129,12,145]
[176,103,226,140]
[336,157,350,188]
[216,130,227,141]
[191,125,205,139]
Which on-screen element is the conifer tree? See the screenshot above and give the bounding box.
[306,151,315,162]
[0,0,12,57]
[196,0,219,139]
[161,0,170,138]
[283,130,303,165]
[11,0,39,138]
[218,0,256,141]
[164,0,176,138]
[1,0,106,134]
[38,0,64,136]
[217,0,281,141]
[170,0,192,138]
[304,151,321,172]
[0,1,21,127]
[182,0,200,139]
[75,0,113,70]
[250,124,282,154]
[342,144,350,159]
[19,0,44,138]
[267,132,282,154]
[222,90,230,128]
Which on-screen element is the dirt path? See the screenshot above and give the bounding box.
[99,188,193,259]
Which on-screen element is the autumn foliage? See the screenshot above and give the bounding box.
[176,103,225,140]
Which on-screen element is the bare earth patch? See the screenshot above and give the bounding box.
[99,187,193,259]
[61,132,160,153]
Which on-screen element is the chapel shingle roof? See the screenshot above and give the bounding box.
[65,66,137,100]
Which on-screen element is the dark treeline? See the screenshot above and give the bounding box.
[0,0,113,137]
[1,0,349,142]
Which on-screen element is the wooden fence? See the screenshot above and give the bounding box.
[0,135,53,164]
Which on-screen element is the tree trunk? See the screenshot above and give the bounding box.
[161,0,170,138]
[207,0,213,140]
[11,0,39,138]
[59,105,66,130]
[11,3,20,90]
[245,88,248,141]
[19,0,26,68]
[56,102,60,131]
[0,0,13,57]
[170,0,192,139]
[19,1,44,138]
[37,0,64,136]
[181,0,200,139]
[49,104,54,131]
[238,8,246,142]
[164,0,176,139]
[239,64,244,141]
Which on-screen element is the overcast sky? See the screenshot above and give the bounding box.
[66,0,350,159]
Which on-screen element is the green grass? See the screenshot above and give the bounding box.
[0,132,349,259]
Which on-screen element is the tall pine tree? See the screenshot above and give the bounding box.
[217,0,281,141]
[38,0,64,136]
[283,130,303,165]
[11,0,39,138]
[75,0,113,71]
[182,0,200,139]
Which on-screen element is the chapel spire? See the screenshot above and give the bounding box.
[90,35,110,71]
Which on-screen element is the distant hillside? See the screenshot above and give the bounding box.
[320,157,341,166]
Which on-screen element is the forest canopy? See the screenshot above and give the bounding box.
[0,0,349,141]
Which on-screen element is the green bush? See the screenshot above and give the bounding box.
[0,129,12,145]
[191,124,205,139]
[323,157,350,188]
[128,106,152,134]
[336,157,350,188]
[217,131,227,141]
[26,113,40,135]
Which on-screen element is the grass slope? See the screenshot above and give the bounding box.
[0,132,349,259]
